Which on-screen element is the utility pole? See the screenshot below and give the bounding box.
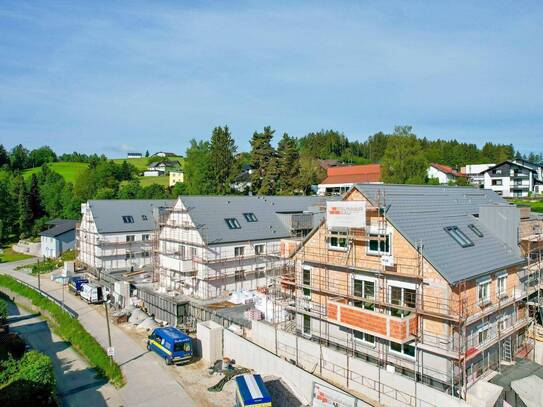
[104,294,113,364]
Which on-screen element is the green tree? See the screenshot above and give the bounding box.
[28,146,57,167]
[118,180,142,199]
[298,156,326,194]
[10,144,29,171]
[28,174,44,220]
[16,177,32,238]
[259,157,279,195]
[208,126,237,194]
[381,126,428,184]
[250,126,276,194]
[298,129,349,159]
[145,150,150,157]
[0,145,8,169]
[277,133,301,194]
[183,139,211,195]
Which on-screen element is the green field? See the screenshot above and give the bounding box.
[512,199,543,213]
[138,175,170,187]
[22,162,88,184]
[0,246,33,263]
[111,156,184,172]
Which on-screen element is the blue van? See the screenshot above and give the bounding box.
[68,276,89,295]
[147,327,193,365]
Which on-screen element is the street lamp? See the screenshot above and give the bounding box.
[104,293,114,363]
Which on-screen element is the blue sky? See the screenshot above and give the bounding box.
[0,1,542,156]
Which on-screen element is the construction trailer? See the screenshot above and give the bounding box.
[155,196,333,300]
[267,184,542,402]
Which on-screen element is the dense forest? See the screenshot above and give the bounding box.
[0,126,539,244]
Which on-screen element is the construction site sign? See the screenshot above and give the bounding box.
[326,201,366,229]
[312,382,358,407]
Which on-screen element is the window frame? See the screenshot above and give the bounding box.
[367,233,391,255]
[234,269,246,282]
[254,244,265,255]
[467,224,484,238]
[444,226,474,248]
[353,330,376,347]
[388,285,416,318]
[389,341,416,359]
[122,215,135,224]
[126,235,135,242]
[302,266,311,299]
[234,246,245,257]
[477,279,491,305]
[141,215,148,221]
[328,230,348,251]
[352,276,375,311]
[142,234,150,241]
[225,218,241,229]
[243,212,258,222]
[496,273,507,298]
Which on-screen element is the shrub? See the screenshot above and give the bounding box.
[0,351,56,406]
[31,259,59,275]
[60,250,77,261]
[0,275,124,386]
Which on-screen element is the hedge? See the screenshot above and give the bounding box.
[0,275,124,387]
[0,298,7,322]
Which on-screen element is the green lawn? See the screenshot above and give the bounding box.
[0,246,33,263]
[22,162,88,184]
[512,199,543,213]
[111,156,184,172]
[138,175,170,187]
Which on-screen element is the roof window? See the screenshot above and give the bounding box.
[468,224,483,238]
[243,213,258,222]
[444,226,474,248]
[225,218,241,229]
[142,215,148,221]
[122,216,134,224]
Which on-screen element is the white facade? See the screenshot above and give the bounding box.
[317,183,354,196]
[143,170,163,177]
[462,164,494,187]
[40,234,75,258]
[77,203,156,272]
[169,171,184,186]
[158,199,285,299]
[427,165,455,184]
[482,162,536,198]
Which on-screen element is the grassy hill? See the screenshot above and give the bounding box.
[511,199,543,213]
[22,162,88,184]
[139,175,170,187]
[111,156,184,172]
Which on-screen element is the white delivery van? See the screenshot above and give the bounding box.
[80,283,109,304]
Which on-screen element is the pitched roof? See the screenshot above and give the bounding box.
[353,184,525,284]
[480,160,538,174]
[319,159,345,169]
[40,219,77,237]
[430,163,462,177]
[177,196,332,244]
[88,200,175,234]
[149,160,180,168]
[321,164,381,184]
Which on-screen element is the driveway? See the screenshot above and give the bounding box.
[7,301,124,406]
[0,260,197,407]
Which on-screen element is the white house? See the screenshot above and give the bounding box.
[127,152,142,158]
[40,219,77,258]
[77,200,174,273]
[169,171,184,186]
[427,163,463,184]
[153,151,177,158]
[461,164,495,187]
[481,160,539,197]
[230,164,253,193]
[158,195,332,299]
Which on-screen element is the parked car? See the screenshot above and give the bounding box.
[68,276,89,295]
[147,327,193,365]
[79,283,109,304]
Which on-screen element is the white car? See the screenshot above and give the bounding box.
[80,283,109,304]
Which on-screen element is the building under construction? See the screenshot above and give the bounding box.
[156,196,334,300]
[269,184,542,400]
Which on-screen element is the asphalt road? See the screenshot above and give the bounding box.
[0,259,197,407]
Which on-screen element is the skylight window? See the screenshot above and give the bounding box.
[468,224,483,238]
[243,213,258,222]
[225,218,241,229]
[122,216,134,224]
[444,226,474,248]
[141,215,148,221]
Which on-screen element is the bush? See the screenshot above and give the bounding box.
[60,250,77,261]
[0,333,26,361]
[31,259,59,275]
[0,275,124,386]
[0,351,56,406]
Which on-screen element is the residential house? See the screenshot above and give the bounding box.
[285,184,535,398]
[77,200,174,273]
[427,163,464,184]
[127,152,142,158]
[481,161,540,197]
[40,219,77,258]
[143,160,182,177]
[158,195,334,299]
[461,164,495,187]
[153,151,177,158]
[318,159,345,170]
[169,171,184,186]
[317,164,381,196]
[230,164,253,193]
